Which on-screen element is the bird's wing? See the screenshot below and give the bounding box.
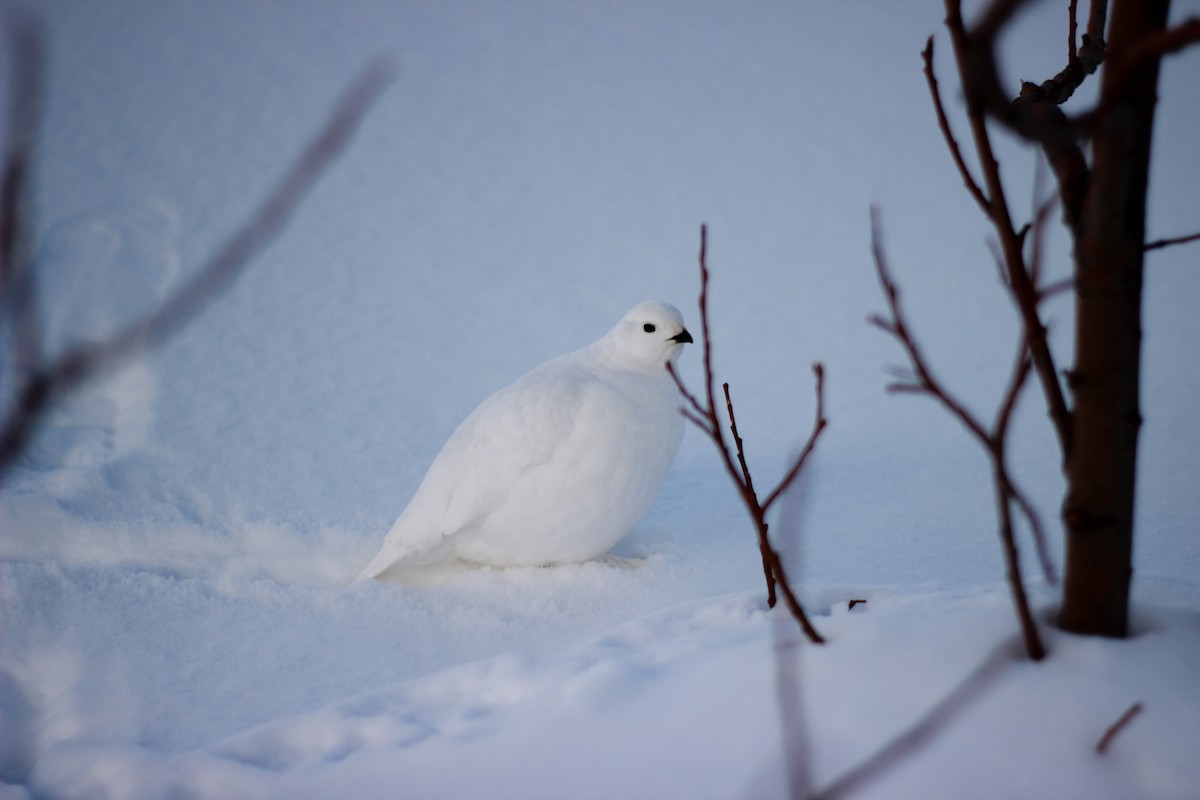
[354,356,592,581]
[438,358,590,533]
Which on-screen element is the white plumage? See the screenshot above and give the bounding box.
[355,301,693,581]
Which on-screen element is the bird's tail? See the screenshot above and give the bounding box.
[351,550,394,585]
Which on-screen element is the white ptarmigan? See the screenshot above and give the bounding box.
[354,301,693,581]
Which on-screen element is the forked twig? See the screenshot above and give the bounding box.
[668,224,827,644]
[870,208,1049,661]
[940,2,1075,462]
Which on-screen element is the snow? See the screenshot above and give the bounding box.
[3,1,1200,798]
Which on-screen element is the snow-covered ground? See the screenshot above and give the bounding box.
[3,1,1199,798]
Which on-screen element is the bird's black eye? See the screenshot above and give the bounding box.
[643,323,656,333]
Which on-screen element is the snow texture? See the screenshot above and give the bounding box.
[3,1,1199,798]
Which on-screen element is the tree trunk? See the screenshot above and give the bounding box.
[1059,0,1171,637]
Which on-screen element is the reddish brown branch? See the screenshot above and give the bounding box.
[1096,702,1143,754]
[1,15,45,387]
[812,639,1016,800]
[942,0,1075,463]
[763,364,827,512]
[723,382,757,492]
[958,0,1101,141]
[922,37,990,214]
[0,58,395,479]
[1068,0,1080,62]
[1144,230,1200,252]
[668,225,826,644]
[1108,18,1200,82]
[871,207,1048,660]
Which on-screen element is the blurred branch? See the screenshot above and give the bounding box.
[1,15,44,380]
[921,37,989,215]
[667,224,827,645]
[0,37,395,479]
[771,615,813,799]
[809,638,1016,800]
[870,207,1049,661]
[1106,17,1200,86]
[1068,0,1079,62]
[955,0,1102,144]
[1144,230,1200,252]
[939,2,1075,462]
[1096,702,1143,754]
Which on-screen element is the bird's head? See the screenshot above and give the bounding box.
[601,301,693,371]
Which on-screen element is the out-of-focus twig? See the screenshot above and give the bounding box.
[1,15,45,382]
[1096,702,1143,754]
[0,43,395,479]
[809,639,1017,800]
[939,6,1076,462]
[1144,230,1200,252]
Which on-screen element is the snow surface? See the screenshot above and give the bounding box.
[3,1,1199,798]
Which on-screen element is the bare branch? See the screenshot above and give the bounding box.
[1,15,45,382]
[722,382,757,492]
[810,639,1016,800]
[1085,0,1108,52]
[697,225,724,456]
[991,463,1048,660]
[1144,230,1200,252]
[959,0,1100,140]
[870,208,990,447]
[763,364,827,513]
[771,554,826,645]
[1038,277,1075,301]
[670,225,825,644]
[1010,478,1057,585]
[1069,0,1079,63]
[942,0,1074,461]
[1108,17,1200,81]
[666,360,709,424]
[1096,702,1144,754]
[922,37,990,214]
[0,58,396,478]
[871,207,1048,659]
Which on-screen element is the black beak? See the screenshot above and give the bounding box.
[670,329,694,344]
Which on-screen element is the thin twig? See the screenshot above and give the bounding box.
[0,58,395,478]
[869,209,989,445]
[922,37,990,214]
[809,639,1016,800]
[723,382,757,492]
[1068,0,1079,63]
[771,614,813,799]
[1,15,45,383]
[1144,230,1200,252]
[1096,702,1144,754]
[871,207,1047,659]
[668,225,826,644]
[1038,277,1075,301]
[944,0,1074,463]
[1107,18,1200,85]
[762,364,827,513]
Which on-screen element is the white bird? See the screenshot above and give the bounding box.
[355,301,693,581]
